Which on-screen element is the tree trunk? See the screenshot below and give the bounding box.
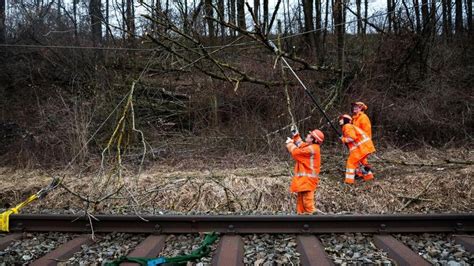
[442,0,450,38]
[156,0,162,15]
[218,0,225,38]
[184,0,188,33]
[205,0,215,38]
[297,0,303,32]
[0,0,5,44]
[121,0,126,39]
[126,0,135,43]
[286,0,293,34]
[263,0,268,32]
[229,0,236,36]
[73,0,77,38]
[391,0,398,33]
[284,0,290,33]
[447,0,452,34]
[342,0,346,33]
[253,0,260,24]
[466,0,472,33]
[315,0,322,61]
[315,0,321,34]
[421,0,428,31]
[57,0,61,23]
[413,0,421,32]
[364,0,368,34]
[455,0,463,33]
[333,0,343,69]
[105,0,109,41]
[303,0,315,51]
[387,0,392,32]
[429,0,436,35]
[237,0,246,31]
[156,0,163,32]
[322,0,330,62]
[356,0,361,34]
[89,0,102,46]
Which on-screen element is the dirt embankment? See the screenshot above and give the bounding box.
[0,147,472,215]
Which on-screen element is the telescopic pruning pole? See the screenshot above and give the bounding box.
[268,40,341,136]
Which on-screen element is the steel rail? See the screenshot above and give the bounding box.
[8,214,474,234]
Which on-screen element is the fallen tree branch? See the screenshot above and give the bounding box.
[373,156,473,167]
[146,33,284,87]
[397,195,435,202]
[397,177,436,211]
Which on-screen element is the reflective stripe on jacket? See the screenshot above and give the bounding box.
[286,142,321,192]
[352,112,372,139]
[341,124,376,162]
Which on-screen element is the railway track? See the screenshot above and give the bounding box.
[1,214,473,265]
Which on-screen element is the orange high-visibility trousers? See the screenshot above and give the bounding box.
[345,154,374,184]
[359,156,374,181]
[296,190,316,214]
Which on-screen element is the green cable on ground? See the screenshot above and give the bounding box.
[166,232,219,263]
[105,232,219,266]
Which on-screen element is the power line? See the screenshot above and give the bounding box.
[0,43,156,51]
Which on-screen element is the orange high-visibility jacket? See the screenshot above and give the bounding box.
[352,112,372,139]
[341,124,376,162]
[286,139,321,193]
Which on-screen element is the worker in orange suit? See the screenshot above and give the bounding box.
[338,114,376,184]
[351,102,375,179]
[351,102,372,138]
[286,127,324,214]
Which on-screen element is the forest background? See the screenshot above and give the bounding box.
[0,0,472,168]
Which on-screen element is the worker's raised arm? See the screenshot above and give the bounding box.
[341,125,357,143]
[287,144,315,162]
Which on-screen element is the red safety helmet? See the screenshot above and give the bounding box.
[351,101,368,111]
[309,129,324,144]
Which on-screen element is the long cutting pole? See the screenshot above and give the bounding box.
[268,41,341,136]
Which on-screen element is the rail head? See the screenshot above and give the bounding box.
[8,213,474,234]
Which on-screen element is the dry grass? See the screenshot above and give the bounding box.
[0,148,472,215]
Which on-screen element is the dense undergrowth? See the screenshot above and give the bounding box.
[0,33,473,168]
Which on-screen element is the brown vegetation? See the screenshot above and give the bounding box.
[0,0,472,214]
[0,148,472,214]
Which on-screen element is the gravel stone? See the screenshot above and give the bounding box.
[319,233,393,265]
[395,233,473,265]
[160,234,218,265]
[243,234,300,265]
[0,233,76,264]
[66,233,145,264]
[352,252,361,259]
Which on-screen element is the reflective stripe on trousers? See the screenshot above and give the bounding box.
[345,168,355,180]
[295,173,319,178]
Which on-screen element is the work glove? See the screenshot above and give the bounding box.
[285,137,294,144]
[290,125,299,137]
[339,136,354,143]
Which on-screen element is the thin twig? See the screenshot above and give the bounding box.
[398,177,436,211]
